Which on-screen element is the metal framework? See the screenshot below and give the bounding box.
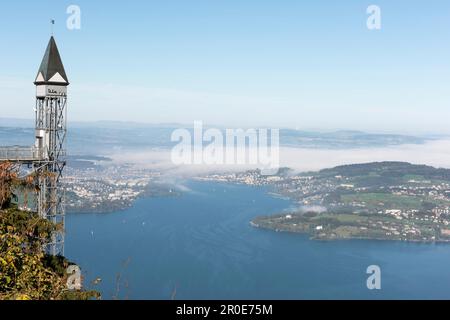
[33,96,67,255]
[0,97,67,255]
[0,36,68,256]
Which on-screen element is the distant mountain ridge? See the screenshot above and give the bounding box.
[0,119,430,155]
[315,161,450,181]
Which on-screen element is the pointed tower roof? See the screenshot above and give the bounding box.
[34,36,69,86]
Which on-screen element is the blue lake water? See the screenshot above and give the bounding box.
[65,181,450,300]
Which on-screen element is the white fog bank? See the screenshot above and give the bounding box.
[109,139,450,176]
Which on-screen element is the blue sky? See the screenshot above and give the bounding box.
[0,0,449,132]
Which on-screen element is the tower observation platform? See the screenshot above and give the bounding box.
[0,147,44,162]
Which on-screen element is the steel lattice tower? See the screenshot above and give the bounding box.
[33,36,69,256]
[0,36,69,255]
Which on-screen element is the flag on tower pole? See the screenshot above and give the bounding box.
[51,19,55,36]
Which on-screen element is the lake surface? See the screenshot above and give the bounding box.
[65,181,450,300]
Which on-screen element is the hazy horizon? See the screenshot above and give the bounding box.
[0,116,448,137]
[1,1,449,133]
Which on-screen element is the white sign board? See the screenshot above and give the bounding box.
[36,85,67,98]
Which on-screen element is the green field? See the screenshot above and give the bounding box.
[341,193,424,210]
[311,213,368,224]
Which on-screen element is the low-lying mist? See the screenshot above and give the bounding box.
[108,139,450,177]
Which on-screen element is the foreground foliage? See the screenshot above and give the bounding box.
[0,206,99,300]
[0,162,99,300]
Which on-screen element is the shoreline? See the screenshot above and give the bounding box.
[250,222,450,244]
